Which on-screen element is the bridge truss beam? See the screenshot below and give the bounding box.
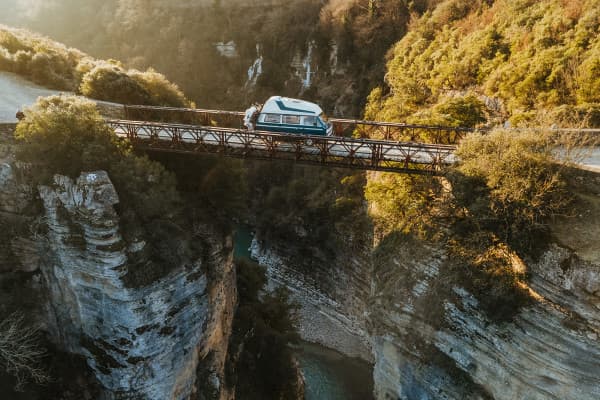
[107,120,457,175]
[123,105,473,143]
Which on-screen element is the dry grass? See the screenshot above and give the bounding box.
[561,0,585,21]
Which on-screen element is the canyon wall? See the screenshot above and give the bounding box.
[0,124,236,399]
[248,174,600,399]
[370,237,600,399]
[251,237,373,361]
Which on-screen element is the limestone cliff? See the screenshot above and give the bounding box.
[368,233,600,399]
[0,124,236,399]
[37,172,236,399]
[250,232,373,362]
[248,170,600,399]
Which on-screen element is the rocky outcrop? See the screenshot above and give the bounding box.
[0,152,236,399]
[369,237,600,400]
[35,171,236,399]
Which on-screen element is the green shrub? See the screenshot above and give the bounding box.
[455,129,570,239]
[365,172,440,236]
[80,64,152,105]
[434,95,487,127]
[14,95,123,183]
[129,68,189,107]
[14,95,180,223]
[577,43,600,104]
[79,64,190,106]
[0,30,31,53]
[548,104,600,128]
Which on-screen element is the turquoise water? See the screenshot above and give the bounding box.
[298,342,373,400]
[233,227,374,400]
[233,226,254,261]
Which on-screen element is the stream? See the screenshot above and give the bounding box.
[234,227,374,400]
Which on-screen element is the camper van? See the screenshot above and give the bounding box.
[248,96,332,136]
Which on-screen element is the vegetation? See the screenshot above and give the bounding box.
[14,95,189,287]
[245,161,371,259]
[366,0,600,130]
[0,312,48,391]
[365,172,442,237]
[454,130,570,243]
[0,26,189,106]
[367,127,573,321]
[226,259,301,399]
[1,1,447,115]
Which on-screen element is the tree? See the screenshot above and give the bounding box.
[15,94,180,223]
[0,313,49,391]
[14,95,126,184]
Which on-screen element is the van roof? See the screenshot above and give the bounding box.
[261,96,323,116]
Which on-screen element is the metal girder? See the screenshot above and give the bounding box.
[107,119,457,175]
[123,105,475,143]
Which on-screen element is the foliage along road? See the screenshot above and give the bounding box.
[1,70,598,172]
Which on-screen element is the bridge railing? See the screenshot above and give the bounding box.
[124,105,245,128]
[123,105,474,143]
[107,119,457,175]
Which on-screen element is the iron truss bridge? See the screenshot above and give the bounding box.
[107,119,458,175]
[123,105,474,143]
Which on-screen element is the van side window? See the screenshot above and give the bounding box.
[264,114,281,123]
[283,115,301,124]
[302,116,317,126]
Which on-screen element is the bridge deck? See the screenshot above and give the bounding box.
[108,119,457,175]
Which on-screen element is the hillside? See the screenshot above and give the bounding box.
[366,0,600,128]
[0,1,432,115]
[0,25,189,107]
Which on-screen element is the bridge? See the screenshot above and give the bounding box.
[109,105,463,175]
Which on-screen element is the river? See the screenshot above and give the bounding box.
[234,227,374,400]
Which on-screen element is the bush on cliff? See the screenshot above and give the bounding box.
[365,0,600,128]
[454,129,570,244]
[14,95,180,223]
[79,63,152,105]
[365,172,441,237]
[79,63,189,107]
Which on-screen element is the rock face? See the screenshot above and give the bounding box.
[250,213,600,399]
[250,237,373,361]
[0,155,236,399]
[36,171,236,399]
[369,238,600,400]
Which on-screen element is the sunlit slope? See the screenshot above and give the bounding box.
[366,0,600,128]
[0,25,189,108]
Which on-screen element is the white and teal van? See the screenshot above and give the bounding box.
[254,96,332,136]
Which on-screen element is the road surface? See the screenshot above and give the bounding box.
[0,71,70,122]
